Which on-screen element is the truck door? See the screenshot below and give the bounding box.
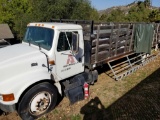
[55,30,84,80]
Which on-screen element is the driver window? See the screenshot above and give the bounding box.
[57,32,72,52]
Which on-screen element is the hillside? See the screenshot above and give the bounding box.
[99,1,159,15]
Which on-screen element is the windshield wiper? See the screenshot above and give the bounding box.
[35,40,44,50]
[38,43,41,50]
[25,39,43,50]
[25,39,31,46]
[24,39,34,46]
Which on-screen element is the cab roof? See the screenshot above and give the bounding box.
[28,22,82,30]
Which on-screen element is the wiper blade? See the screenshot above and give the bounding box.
[29,40,31,46]
[38,43,41,50]
[35,40,44,50]
[24,39,42,50]
[25,39,38,48]
[24,39,32,46]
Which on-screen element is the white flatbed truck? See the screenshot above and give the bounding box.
[0,19,159,120]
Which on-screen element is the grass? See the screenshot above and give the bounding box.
[71,114,81,120]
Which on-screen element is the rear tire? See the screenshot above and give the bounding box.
[18,82,57,120]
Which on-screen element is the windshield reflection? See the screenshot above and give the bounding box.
[23,26,54,50]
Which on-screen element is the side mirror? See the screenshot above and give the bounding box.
[72,33,79,54]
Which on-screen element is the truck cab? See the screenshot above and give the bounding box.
[24,23,85,81]
[0,22,91,120]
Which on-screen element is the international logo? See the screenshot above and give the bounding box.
[67,55,75,64]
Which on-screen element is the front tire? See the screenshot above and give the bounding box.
[18,82,57,120]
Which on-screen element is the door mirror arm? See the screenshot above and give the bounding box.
[71,32,79,55]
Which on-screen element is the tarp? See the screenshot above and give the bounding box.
[134,24,154,54]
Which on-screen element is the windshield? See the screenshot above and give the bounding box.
[23,26,54,50]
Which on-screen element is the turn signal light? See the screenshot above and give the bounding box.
[2,93,15,102]
[49,60,55,65]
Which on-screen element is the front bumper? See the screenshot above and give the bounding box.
[0,103,16,112]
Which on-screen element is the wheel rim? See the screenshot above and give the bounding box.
[29,91,51,115]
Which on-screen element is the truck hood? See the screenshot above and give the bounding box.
[0,44,41,63]
[0,44,48,87]
[0,44,51,101]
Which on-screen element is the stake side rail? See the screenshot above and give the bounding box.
[50,19,160,70]
[90,23,135,68]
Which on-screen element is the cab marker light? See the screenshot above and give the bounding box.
[49,60,55,65]
[52,26,54,29]
[2,93,15,102]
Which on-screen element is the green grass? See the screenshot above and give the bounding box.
[71,114,81,120]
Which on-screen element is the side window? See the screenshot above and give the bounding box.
[57,32,72,52]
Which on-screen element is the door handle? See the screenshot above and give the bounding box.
[79,58,82,62]
[61,53,73,56]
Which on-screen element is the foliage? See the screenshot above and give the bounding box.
[0,0,31,38]
[0,0,99,39]
[1,0,160,39]
[100,0,160,23]
[149,9,160,22]
[106,9,127,22]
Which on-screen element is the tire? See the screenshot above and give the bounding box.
[18,82,58,120]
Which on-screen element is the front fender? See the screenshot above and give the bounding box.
[0,69,51,105]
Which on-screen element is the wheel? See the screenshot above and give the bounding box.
[18,82,58,120]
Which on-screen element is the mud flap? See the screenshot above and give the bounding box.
[64,74,86,104]
[66,86,84,104]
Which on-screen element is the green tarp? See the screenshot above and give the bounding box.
[134,24,154,54]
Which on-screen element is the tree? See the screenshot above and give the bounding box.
[144,0,151,8]
[100,0,159,22]
[99,14,108,21]
[0,0,99,39]
[0,0,33,39]
[106,9,126,22]
[149,9,160,22]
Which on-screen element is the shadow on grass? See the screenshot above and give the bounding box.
[81,97,105,120]
[81,68,160,120]
[0,109,4,115]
